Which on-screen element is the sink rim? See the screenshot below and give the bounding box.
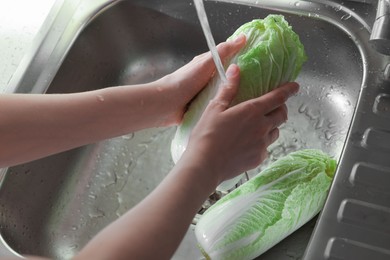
[1,0,387,259]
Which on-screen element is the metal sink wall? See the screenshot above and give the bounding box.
[0,0,369,259]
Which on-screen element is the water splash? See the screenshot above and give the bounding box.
[340,13,352,21]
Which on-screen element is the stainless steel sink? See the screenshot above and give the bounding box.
[1,0,389,259]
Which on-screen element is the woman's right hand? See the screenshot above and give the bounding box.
[182,64,299,187]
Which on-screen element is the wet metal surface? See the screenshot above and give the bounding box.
[1,0,388,259]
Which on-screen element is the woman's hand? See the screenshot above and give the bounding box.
[182,64,299,187]
[156,35,246,126]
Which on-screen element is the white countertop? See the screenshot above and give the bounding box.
[0,0,56,93]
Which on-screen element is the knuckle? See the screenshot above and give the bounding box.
[217,42,229,56]
[242,101,258,113]
[209,99,228,110]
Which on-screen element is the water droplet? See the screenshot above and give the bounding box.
[384,63,390,81]
[100,171,117,188]
[325,130,333,140]
[96,95,105,102]
[88,194,97,200]
[334,5,342,12]
[315,117,325,129]
[121,133,135,140]
[305,109,320,120]
[341,13,352,21]
[298,103,307,113]
[327,121,337,129]
[89,208,105,219]
[69,244,79,249]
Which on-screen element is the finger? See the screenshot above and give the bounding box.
[266,104,288,129]
[268,128,280,144]
[192,34,246,67]
[210,64,240,111]
[254,82,299,114]
[217,34,246,63]
[177,35,245,87]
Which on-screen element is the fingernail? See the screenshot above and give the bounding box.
[292,82,300,94]
[226,64,239,79]
[287,82,299,97]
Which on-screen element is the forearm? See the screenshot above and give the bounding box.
[75,152,217,260]
[0,37,246,168]
[0,81,179,167]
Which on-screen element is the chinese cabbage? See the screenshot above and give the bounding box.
[195,149,336,260]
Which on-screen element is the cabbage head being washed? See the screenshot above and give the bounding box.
[195,149,337,260]
[171,15,307,190]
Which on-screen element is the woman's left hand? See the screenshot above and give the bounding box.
[156,34,246,125]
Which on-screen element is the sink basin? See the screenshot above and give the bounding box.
[2,0,389,259]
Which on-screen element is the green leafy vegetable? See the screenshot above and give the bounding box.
[195,149,336,260]
[171,15,307,190]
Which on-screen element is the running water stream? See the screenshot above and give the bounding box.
[193,0,228,83]
[193,0,248,191]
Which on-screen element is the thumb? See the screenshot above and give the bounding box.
[212,64,240,111]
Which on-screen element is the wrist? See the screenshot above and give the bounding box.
[141,79,186,127]
[175,148,221,196]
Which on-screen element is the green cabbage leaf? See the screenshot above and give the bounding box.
[195,149,336,260]
[171,15,307,190]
